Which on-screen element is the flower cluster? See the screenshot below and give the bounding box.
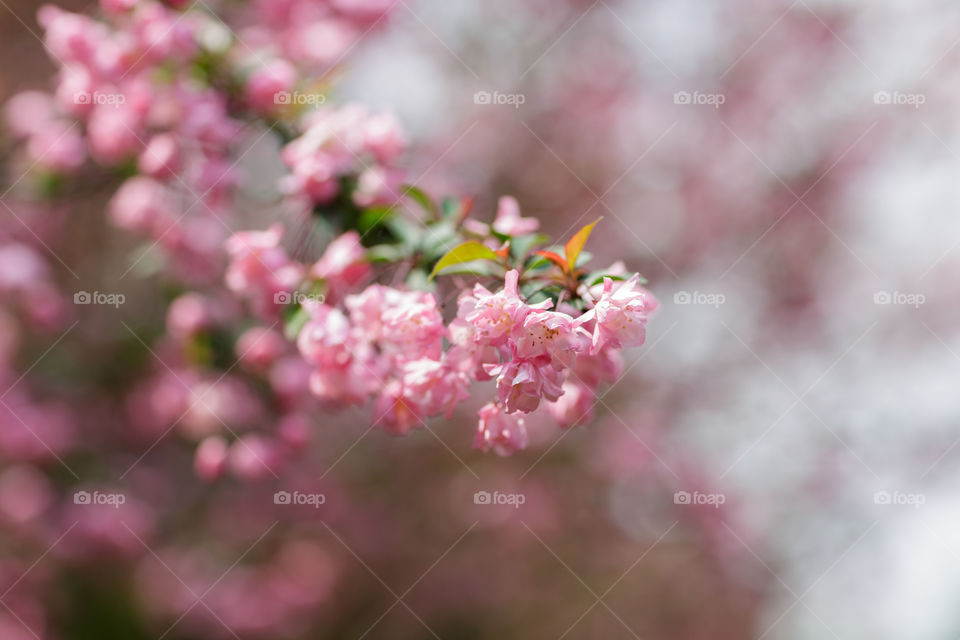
[238,0,399,72]
[225,209,657,456]
[5,1,400,285]
[2,0,657,473]
[453,269,656,454]
[280,104,407,207]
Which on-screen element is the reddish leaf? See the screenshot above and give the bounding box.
[534,250,568,272]
[494,241,511,260]
[564,218,602,273]
[459,196,475,223]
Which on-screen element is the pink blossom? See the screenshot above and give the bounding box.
[474,402,527,456]
[4,91,56,138]
[462,269,547,347]
[100,0,138,14]
[194,436,229,480]
[179,377,264,440]
[192,156,237,205]
[446,339,500,382]
[372,380,423,435]
[353,165,402,207]
[446,314,501,381]
[225,224,304,318]
[54,66,94,117]
[27,122,85,172]
[228,435,278,480]
[310,231,371,303]
[308,360,379,406]
[245,59,297,114]
[0,394,73,462]
[288,19,357,68]
[343,284,390,340]
[236,327,289,371]
[61,492,155,558]
[86,102,144,164]
[571,346,623,388]
[493,358,565,414]
[281,152,342,204]
[269,356,314,407]
[298,303,380,405]
[138,133,180,177]
[296,304,353,370]
[581,274,657,355]
[330,0,400,21]
[401,358,469,418]
[0,243,52,293]
[176,89,239,147]
[0,465,53,524]
[163,217,226,285]
[280,104,406,204]
[126,371,191,438]
[513,310,577,363]
[492,196,539,236]
[109,176,178,236]
[380,291,444,359]
[39,6,106,65]
[547,381,595,428]
[127,3,197,65]
[277,413,312,450]
[359,110,406,164]
[166,293,219,339]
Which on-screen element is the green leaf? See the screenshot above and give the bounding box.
[385,217,422,250]
[564,218,602,273]
[521,282,562,306]
[405,268,432,292]
[366,244,408,263]
[402,185,435,215]
[441,197,461,221]
[421,220,459,256]
[511,233,549,263]
[573,250,594,270]
[582,271,647,287]
[283,306,311,341]
[428,241,500,281]
[357,206,394,233]
[441,196,474,223]
[584,272,626,287]
[430,263,498,278]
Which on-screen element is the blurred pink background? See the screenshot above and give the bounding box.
[3,0,960,638]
